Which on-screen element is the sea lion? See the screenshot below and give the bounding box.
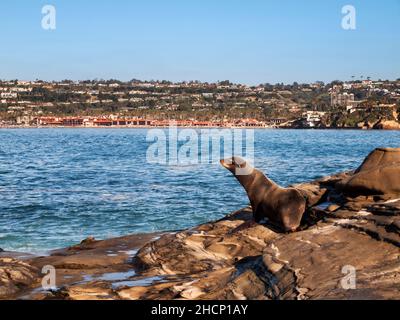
[220,156,306,232]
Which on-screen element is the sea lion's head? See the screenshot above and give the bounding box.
[220,156,254,176]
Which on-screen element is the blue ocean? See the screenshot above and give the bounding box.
[0,128,398,253]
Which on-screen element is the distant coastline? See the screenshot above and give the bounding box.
[0,125,397,130]
[2,79,399,132]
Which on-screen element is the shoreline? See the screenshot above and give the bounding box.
[0,229,178,259]
[1,148,399,300]
[2,197,400,300]
[0,125,397,130]
[0,176,398,299]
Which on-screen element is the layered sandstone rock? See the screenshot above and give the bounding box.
[373,120,400,130]
[3,194,399,300]
[336,148,400,196]
[0,258,38,299]
[129,197,400,300]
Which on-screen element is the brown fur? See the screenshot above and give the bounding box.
[220,156,306,232]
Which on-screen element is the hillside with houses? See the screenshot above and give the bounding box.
[1,78,399,129]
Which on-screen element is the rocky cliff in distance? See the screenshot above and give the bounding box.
[373,120,400,130]
[1,148,399,300]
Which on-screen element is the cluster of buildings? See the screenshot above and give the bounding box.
[1,78,399,129]
[34,116,268,128]
[330,81,399,113]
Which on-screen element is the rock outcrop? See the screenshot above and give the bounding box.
[1,148,399,300]
[373,120,400,130]
[130,197,400,300]
[336,148,400,196]
[0,258,38,299]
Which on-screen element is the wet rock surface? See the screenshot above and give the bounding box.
[1,148,399,300]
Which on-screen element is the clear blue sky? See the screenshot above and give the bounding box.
[0,0,399,84]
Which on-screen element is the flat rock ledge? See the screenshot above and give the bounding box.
[1,174,400,300]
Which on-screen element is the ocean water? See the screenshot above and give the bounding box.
[0,128,398,253]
